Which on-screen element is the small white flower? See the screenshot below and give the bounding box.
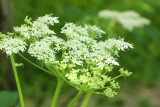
[61,23,105,40]
[14,25,31,39]
[28,40,55,62]
[28,36,64,63]
[0,38,26,55]
[14,14,59,39]
[36,14,59,25]
[85,24,106,38]
[97,62,105,69]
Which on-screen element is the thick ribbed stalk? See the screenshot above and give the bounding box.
[68,91,83,107]
[51,78,63,107]
[80,92,92,107]
[10,54,25,107]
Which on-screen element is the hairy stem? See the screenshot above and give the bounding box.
[51,78,63,107]
[80,92,92,107]
[10,54,25,107]
[68,91,83,107]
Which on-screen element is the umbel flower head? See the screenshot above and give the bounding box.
[14,14,59,39]
[98,10,150,31]
[0,33,26,55]
[0,14,133,98]
[60,23,133,97]
[0,14,59,55]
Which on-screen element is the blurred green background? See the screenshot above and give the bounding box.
[0,0,160,107]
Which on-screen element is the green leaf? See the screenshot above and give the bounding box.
[0,91,19,107]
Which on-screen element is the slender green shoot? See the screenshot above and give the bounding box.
[68,91,83,107]
[10,54,25,107]
[51,78,64,107]
[18,53,55,76]
[80,92,92,107]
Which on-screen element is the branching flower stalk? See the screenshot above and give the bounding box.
[0,14,133,107]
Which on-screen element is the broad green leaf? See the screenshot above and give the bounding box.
[0,91,19,107]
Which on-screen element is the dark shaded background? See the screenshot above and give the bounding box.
[0,0,160,107]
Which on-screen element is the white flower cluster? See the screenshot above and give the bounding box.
[84,25,106,38]
[89,41,119,68]
[36,14,59,25]
[14,14,59,39]
[0,14,59,55]
[62,39,90,65]
[0,38,26,55]
[61,23,106,41]
[61,23,133,96]
[106,38,133,51]
[28,36,64,62]
[61,23,133,69]
[0,14,133,98]
[98,10,150,31]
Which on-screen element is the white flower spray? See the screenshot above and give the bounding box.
[98,10,150,31]
[0,14,133,107]
[0,38,26,55]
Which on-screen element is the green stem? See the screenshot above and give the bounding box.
[45,64,58,77]
[68,91,83,107]
[51,78,64,107]
[46,64,77,89]
[10,54,25,107]
[93,92,104,94]
[80,92,92,107]
[110,74,122,81]
[18,53,55,76]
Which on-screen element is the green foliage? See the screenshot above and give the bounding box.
[0,91,19,107]
[0,12,133,107]
[1,0,158,106]
[119,68,132,77]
